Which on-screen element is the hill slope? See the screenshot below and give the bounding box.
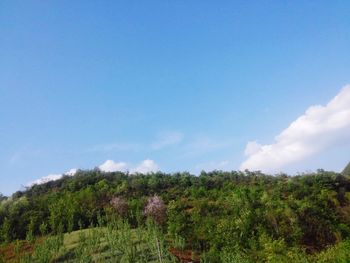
[1,170,350,262]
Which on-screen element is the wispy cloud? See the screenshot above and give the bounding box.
[87,142,140,153]
[10,147,42,164]
[99,159,159,174]
[151,131,184,150]
[86,132,183,154]
[182,136,233,157]
[240,85,350,173]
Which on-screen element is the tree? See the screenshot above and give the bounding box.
[110,197,129,218]
[0,193,7,202]
[144,195,166,225]
[1,217,11,243]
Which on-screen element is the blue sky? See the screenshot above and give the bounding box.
[1,1,350,195]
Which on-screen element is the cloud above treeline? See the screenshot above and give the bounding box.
[27,168,77,187]
[240,85,350,173]
[27,85,350,186]
[27,159,159,186]
[98,159,159,174]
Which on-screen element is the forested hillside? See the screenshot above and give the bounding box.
[1,169,350,262]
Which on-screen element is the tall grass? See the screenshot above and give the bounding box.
[12,218,177,263]
[29,234,64,262]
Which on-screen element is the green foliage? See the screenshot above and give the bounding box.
[11,221,176,262]
[39,222,48,236]
[1,217,11,243]
[314,239,350,263]
[172,234,186,250]
[1,170,350,262]
[30,234,64,262]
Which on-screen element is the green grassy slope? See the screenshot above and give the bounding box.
[2,222,178,263]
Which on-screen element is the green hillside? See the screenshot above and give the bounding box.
[1,170,350,262]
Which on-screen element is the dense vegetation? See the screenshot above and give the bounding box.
[1,169,350,262]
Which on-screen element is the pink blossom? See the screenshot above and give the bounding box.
[144,195,166,225]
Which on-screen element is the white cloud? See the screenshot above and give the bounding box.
[66,168,78,176]
[99,160,128,172]
[151,131,184,150]
[131,159,159,174]
[28,158,159,188]
[240,85,350,173]
[244,141,262,156]
[27,168,77,187]
[99,159,159,174]
[28,174,63,186]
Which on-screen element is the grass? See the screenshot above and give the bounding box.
[63,228,100,249]
[2,221,178,263]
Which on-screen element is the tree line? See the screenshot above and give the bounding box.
[1,169,350,261]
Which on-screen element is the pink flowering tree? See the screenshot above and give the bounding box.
[144,195,166,225]
[110,196,129,218]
